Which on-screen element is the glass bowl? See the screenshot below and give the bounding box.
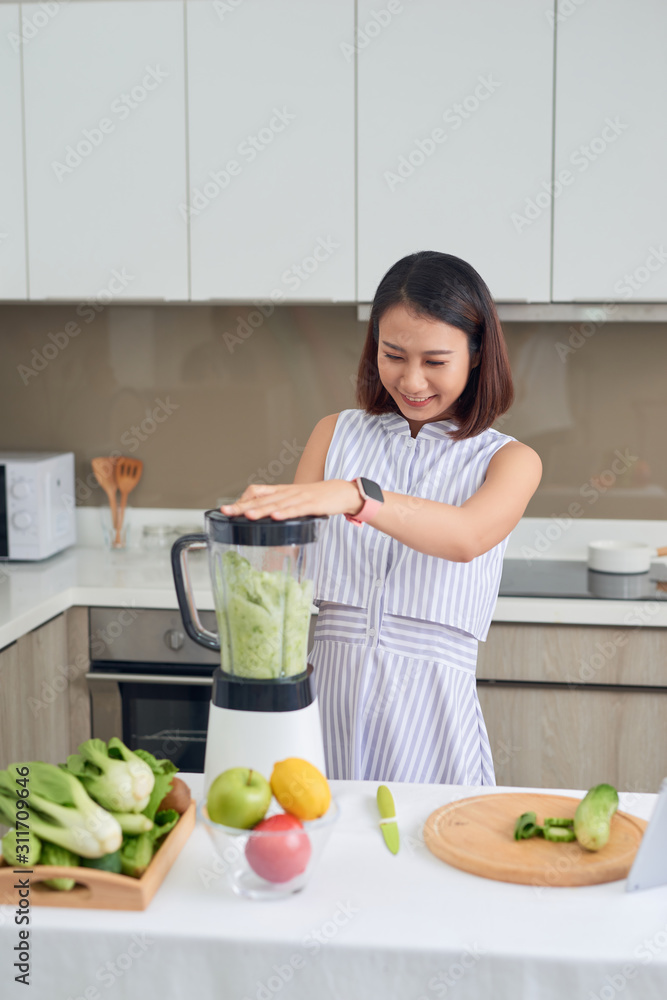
[198,799,339,900]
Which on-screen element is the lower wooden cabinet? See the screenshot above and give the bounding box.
[0,608,91,769]
[478,623,667,793]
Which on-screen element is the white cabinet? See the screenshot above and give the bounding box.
[186,0,355,302]
[22,1,188,300]
[0,5,27,299]
[552,0,667,302]
[357,0,554,303]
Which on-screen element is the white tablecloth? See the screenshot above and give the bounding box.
[1,777,666,1000]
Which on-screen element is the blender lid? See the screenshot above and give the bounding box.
[204,509,327,546]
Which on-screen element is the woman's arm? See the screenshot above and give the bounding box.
[221,420,542,562]
[368,441,542,561]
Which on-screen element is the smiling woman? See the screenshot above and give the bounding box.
[222,251,541,785]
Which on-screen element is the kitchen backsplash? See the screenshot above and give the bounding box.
[0,303,665,519]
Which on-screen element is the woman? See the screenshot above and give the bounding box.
[221,251,541,784]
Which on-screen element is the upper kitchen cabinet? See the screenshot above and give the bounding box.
[186,0,355,302]
[0,5,27,299]
[552,0,667,301]
[357,0,554,303]
[22,1,188,300]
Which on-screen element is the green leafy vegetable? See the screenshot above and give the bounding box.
[63,738,155,813]
[82,850,122,874]
[134,749,178,821]
[108,811,153,835]
[0,762,122,859]
[1,828,41,867]
[39,843,79,890]
[120,809,180,878]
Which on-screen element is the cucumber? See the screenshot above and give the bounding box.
[574,783,619,851]
[81,850,122,874]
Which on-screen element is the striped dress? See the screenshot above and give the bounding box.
[309,408,515,785]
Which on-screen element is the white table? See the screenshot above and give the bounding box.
[1,777,666,1000]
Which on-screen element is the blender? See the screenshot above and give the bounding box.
[171,510,327,791]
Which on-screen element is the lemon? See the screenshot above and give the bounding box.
[270,758,331,821]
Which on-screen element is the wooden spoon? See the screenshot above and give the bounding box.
[115,457,143,546]
[91,457,119,539]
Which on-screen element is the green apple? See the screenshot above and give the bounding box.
[207,767,272,829]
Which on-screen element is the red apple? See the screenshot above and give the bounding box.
[245,813,312,883]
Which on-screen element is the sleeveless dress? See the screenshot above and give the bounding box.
[309,408,516,785]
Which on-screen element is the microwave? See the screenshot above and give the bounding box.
[0,451,76,560]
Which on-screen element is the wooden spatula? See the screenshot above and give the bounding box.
[115,457,143,547]
[91,457,119,539]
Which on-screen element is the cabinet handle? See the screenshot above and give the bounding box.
[85,672,213,686]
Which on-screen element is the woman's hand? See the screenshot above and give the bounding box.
[220,480,363,520]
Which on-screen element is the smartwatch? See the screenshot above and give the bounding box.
[344,478,384,525]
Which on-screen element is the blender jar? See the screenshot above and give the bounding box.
[171,510,326,679]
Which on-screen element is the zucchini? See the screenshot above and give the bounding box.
[574,783,619,851]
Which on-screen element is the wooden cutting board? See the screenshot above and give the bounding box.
[423,793,647,887]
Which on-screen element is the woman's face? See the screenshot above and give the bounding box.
[376,303,475,434]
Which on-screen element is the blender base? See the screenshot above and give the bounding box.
[203,697,327,792]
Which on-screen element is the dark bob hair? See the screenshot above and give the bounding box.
[356,251,513,440]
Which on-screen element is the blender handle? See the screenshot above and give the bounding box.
[170,534,221,652]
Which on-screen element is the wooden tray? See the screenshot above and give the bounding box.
[423,793,647,887]
[0,800,196,910]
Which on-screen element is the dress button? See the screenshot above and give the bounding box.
[406,438,415,447]
[367,628,376,636]
[375,579,382,588]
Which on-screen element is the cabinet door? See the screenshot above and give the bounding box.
[553,0,667,301]
[23,1,188,300]
[0,5,27,299]
[186,0,355,302]
[357,0,553,303]
[478,682,667,794]
[0,615,70,767]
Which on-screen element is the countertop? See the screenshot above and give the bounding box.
[2,512,667,650]
[1,774,664,1000]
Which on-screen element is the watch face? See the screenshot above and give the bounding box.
[359,478,383,503]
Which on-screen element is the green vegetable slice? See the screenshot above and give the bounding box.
[514,812,542,840]
[543,825,576,843]
[544,817,575,828]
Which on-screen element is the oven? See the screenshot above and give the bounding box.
[86,607,220,772]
